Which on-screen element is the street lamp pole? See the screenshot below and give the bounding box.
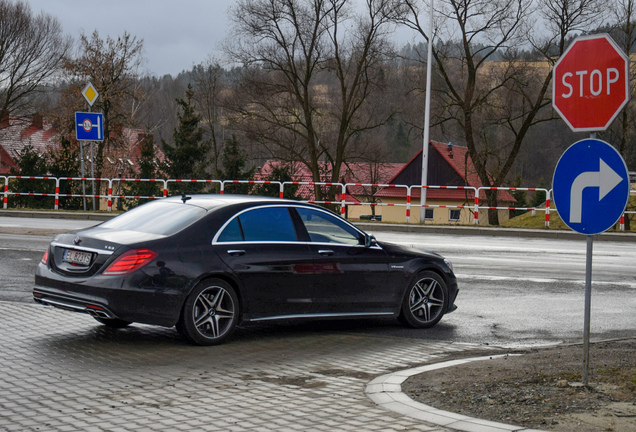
[420,0,434,222]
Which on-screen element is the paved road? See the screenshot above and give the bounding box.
[0,216,634,432]
[2,216,634,348]
[365,230,636,347]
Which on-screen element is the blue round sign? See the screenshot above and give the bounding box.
[553,139,629,235]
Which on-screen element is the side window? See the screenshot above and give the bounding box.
[296,207,362,245]
[217,217,243,242]
[218,206,298,242]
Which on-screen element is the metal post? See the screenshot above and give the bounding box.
[583,234,593,386]
[90,142,95,211]
[583,129,597,387]
[80,142,86,211]
[420,0,433,222]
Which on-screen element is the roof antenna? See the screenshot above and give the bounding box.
[181,193,191,204]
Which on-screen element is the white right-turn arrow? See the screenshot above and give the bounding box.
[569,158,623,224]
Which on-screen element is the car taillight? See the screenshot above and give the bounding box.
[102,249,158,276]
[41,248,49,265]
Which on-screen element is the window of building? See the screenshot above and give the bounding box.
[449,209,461,222]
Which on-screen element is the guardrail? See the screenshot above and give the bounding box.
[0,175,633,230]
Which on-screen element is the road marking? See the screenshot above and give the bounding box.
[456,273,636,289]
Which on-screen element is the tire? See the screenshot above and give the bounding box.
[177,279,239,346]
[93,317,132,329]
[398,271,448,329]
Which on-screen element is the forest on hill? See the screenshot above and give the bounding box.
[2,0,635,222]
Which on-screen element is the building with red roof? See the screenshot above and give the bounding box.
[0,112,164,178]
[375,141,515,223]
[254,160,403,218]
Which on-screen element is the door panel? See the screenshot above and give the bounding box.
[308,244,403,313]
[294,206,404,314]
[214,243,315,318]
[213,205,317,319]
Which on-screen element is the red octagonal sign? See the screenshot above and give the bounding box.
[553,34,630,132]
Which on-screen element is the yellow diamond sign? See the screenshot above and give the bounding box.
[82,82,99,106]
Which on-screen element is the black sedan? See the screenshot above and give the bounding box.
[34,195,458,345]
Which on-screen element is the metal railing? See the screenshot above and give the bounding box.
[1,175,633,231]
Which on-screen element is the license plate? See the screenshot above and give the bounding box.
[62,249,92,266]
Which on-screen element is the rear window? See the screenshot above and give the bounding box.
[100,202,206,236]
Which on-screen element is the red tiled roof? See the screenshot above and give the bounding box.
[0,115,165,177]
[0,116,57,175]
[254,160,403,202]
[376,141,515,203]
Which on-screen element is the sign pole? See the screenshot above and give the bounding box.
[80,143,86,211]
[552,34,630,389]
[583,234,593,385]
[89,105,95,212]
[582,130,597,386]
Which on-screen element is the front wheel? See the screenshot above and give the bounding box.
[398,271,448,328]
[177,279,239,346]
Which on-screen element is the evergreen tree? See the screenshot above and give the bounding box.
[48,138,82,210]
[122,134,162,209]
[252,163,299,199]
[162,84,211,194]
[529,178,548,209]
[8,144,52,209]
[220,135,254,194]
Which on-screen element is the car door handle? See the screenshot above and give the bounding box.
[227,249,246,256]
[318,249,334,256]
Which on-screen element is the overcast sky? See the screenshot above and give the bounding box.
[26,0,236,77]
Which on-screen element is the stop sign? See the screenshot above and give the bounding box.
[553,34,630,132]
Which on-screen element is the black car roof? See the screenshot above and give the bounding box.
[161,194,299,211]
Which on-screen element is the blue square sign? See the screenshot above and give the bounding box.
[75,112,104,141]
[553,139,629,235]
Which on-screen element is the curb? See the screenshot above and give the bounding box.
[366,354,547,432]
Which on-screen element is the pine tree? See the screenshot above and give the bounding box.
[48,138,82,210]
[9,144,52,209]
[220,135,254,194]
[122,134,162,208]
[162,84,211,194]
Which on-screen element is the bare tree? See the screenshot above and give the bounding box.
[0,0,71,127]
[192,56,226,179]
[604,0,636,229]
[225,0,399,200]
[59,31,145,177]
[606,0,636,165]
[397,0,604,224]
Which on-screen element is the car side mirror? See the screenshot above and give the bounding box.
[364,235,377,248]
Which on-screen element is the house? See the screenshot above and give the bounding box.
[254,160,403,218]
[374,141,515,224]
[0,112,164,178]
[0,114,55,175]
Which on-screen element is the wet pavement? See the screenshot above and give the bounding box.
[0,300,490,432]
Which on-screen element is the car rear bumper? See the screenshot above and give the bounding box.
[34,263,184,327]
[33,289,118,320]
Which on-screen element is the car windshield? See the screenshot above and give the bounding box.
[99,202,207,236]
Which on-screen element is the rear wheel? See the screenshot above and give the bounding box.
[93,317,132,329]
[398,271,448,328]
[177,279,239,346]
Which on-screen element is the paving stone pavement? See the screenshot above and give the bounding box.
[0,300,489,432]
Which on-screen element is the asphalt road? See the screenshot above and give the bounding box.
[2,217,634,348]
